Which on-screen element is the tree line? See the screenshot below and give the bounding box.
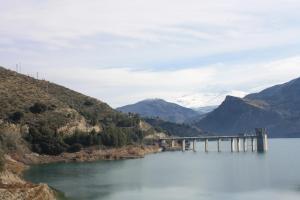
[25,124,145,155]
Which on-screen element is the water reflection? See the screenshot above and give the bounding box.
[25,139,300,200]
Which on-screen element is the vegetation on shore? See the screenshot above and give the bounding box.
[144,117,203,137]
[25,122,145,155]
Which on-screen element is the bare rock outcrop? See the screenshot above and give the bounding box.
[0,155,57,200]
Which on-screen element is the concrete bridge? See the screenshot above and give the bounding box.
[159,128,268,153]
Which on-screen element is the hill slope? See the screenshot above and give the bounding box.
[195,77,300,137]
[0,66,122,132]
[0,66,155,155]
[245,77,300,117]
[117,99,199,123]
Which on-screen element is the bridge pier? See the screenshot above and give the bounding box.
[251,138,255,152]
[256,128,268,152]
[182,139,185,151]
[243,138,247,152]
[205,139,208,152]
[237,138,240,152]
[217,138,221,152]
[171,140,175,148]
[192,140,196,152]
[231,138,236,152]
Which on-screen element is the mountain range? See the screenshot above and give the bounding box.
[117,99,200,124]
[5,62,299,140]
[118,77,300,138]
[195,77,300,137]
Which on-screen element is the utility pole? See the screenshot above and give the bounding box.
[46,82,49,93]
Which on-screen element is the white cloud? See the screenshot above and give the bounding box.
[1,0,300,52]
[0,0,299,71]
[11,56,300,108]
[1,0,300,108]
[175,90,248,108]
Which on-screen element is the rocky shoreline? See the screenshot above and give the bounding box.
[0,155,57,200]
[0,145,161,200]
[17,145,161,165]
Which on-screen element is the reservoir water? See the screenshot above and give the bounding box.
[24,139,300,200]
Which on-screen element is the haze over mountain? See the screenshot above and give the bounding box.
[117,99,200,124]
[195,77,300,138]
[194,106,218,114]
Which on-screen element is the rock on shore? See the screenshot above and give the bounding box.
[0,155,56,200]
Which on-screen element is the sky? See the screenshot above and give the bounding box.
[1,0,300,108]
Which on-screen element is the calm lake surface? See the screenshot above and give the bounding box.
[24,139,300,200]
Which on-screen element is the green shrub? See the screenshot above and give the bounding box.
[144,117,202,137]
[101,126,128,147]
[0,150,4,171]
[48,104,57,111]
[0,131,20,152]
[114,113,140,127]
[39,141,66,155]
[26,122,145,155]
[67,143,82,153]
[29,102,48,114]
[83,100,93,106]
[8,111,24,123]
[26,126,67,155]
[64,129,101,147]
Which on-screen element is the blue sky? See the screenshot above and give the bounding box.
[1,0,300,108]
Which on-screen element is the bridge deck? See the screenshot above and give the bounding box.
[158,129,268,153]
[159,135,257,141]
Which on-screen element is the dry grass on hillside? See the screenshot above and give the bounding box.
[0,66,116,130]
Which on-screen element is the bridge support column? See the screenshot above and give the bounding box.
[205,139,208,152]
[237,138,240,152]
[160,139,166,147]
[182,140,185,152]
[243,138,247,152]
[231,138,235,152]
[171,140,175,148]
[256,128,268,153]
[192,140,196,152]
[217,138,221,152]
[251,138,255,152]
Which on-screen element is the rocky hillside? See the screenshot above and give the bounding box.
[0,66,155,156]
[117,99,200,123]
[245,77,300,117]
[0,66,117,133]
[195,77,300,138]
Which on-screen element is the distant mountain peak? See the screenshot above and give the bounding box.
[117,98,200,124]
[140,98,166,103]
[195,76,300,138]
